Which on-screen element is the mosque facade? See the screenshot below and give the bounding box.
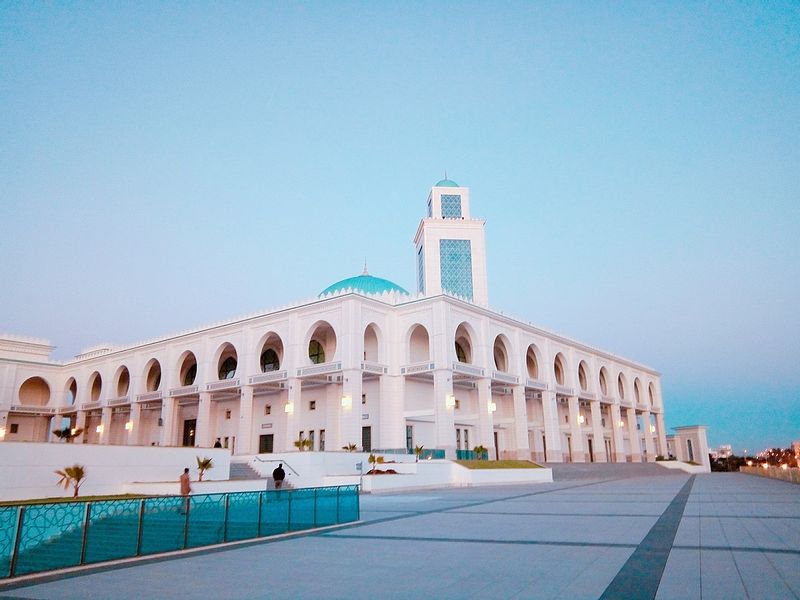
[0,180,668,462]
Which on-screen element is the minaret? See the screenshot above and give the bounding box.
[413,177,488,305]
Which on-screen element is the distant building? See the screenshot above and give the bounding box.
[666,426,711,472]
[0,179,668,463]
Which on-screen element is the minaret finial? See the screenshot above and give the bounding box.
[444,170,448,180]
[363,258,369,275]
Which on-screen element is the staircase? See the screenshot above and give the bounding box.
[229,463,263,480]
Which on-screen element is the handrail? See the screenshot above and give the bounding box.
[252,456,300,476]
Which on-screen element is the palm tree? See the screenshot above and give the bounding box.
[368,453,378,473]
[52,426,83,443]
[196,456,214,481]
[342,443,358,452]
[473,445,488,460]
[414,445,424,462]
[54,464,86,497]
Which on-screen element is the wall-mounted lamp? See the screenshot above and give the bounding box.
[341,395,352,409]
[649,425,656,433]
[284,402,294,414]
[488,401,497,414]
[0,427,5,439]
[96,424,104,434]
[617,420,625,428]
[577,415,585,424]
[125,421,134,432]
[71,427,78,435]
[445,394,456,409]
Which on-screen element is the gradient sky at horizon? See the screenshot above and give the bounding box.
[1,2,798,453]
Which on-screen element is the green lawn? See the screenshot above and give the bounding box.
[455,460,542,470]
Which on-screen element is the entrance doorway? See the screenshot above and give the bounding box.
[605,439,613,462]
[259,434,274,454]
[362,426,372,452]
[182,419,196,447]
[493,431,499,461]
[588,438,594,462]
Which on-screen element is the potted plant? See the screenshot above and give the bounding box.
[473,445,488,460]
[54,464,86,498]
[196,456,214,481]
[52,426,83,443]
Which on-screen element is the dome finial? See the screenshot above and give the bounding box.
[362,258,369,275]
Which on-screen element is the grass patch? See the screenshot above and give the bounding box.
[0,494,152,507]
[455,460,542,470]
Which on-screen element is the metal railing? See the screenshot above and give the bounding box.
[0,485,359,580]
[252,457,301,477]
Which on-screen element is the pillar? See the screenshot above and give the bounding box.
[655,412,667,457]
[127,402,142,446]
[589,401,607,463]
[567,396,586,463]
[0,410,8,442]
[340,369,363,451]
[194,392,214,448]
[284,378,300,452]
[626,407,642,462]
[541,390,563,462]
[476,378,496,459]
[99,407,113,445]
[512,385,530,460]
[379,375,406,450]
[160,397,177,447]
[609,404,626,463]
[642,409,656,462]
[237,385,254,455]
[432,370,456,458]
[74,410,87,444]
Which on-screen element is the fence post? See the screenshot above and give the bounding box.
[79,502,92,565]
[313,488,318,527]
[8,506,25,578]
[286,490,292,532]
[223,494,230,543]
[135,499,145,556]
[183,497,191,549]
[336,486,340,523]
[355,486,360,521]
[257,492,263,538]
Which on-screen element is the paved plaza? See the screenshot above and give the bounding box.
[0,466,798,599]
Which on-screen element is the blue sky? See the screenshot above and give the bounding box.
[1,2,798,453]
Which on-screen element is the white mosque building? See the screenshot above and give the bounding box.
[0,179,668,463]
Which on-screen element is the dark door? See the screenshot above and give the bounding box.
[182,419,196,447]
[588,438,594,462]
[362,426,372,452]
[494,431,499,461]
[259,434,274,454]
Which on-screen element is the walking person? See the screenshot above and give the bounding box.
[179,467,191,513]
[272,463,286,489]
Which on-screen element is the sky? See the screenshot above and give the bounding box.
[1,2,798,454]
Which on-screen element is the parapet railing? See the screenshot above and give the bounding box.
[252,457,301,476]
[0,484,359,580]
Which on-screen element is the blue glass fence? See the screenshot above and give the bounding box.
[372,448,446,460]
[456,450,489,460]
[0,485,359,579]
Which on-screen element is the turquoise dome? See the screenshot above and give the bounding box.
[435,178,459,187]
[320,273,410,297]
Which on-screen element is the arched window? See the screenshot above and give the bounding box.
[261,348,280,372]
[219,357,237,379]
[66,379,77,405]
[554,356,565,385]
[578,362,588,392]
[309,340,325,364]
[455,341,468,363]
[183,363,197,386]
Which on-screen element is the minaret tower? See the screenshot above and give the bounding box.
[413,177,489,305]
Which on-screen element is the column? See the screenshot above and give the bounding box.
[589,401,607,463]
[127,402,142,446]
[654,412,667,457]
[512,385,530,460]
[284,378,300,452]
[642,409,656,462]
[0,410,8,442]
[541,390,563,462]
[609,404,626,463]
[74,410,87,444]
[379,375,406,450]
[340,369,363,451]
[567,396,586,463]
[160,397,178,447]
[237,385,254,455]
[195,392,214,448]
[99,406,113,445]
[626,407,642,462]
[531,429,545,463]
[432,370,456,458]
[476,378,495,459]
